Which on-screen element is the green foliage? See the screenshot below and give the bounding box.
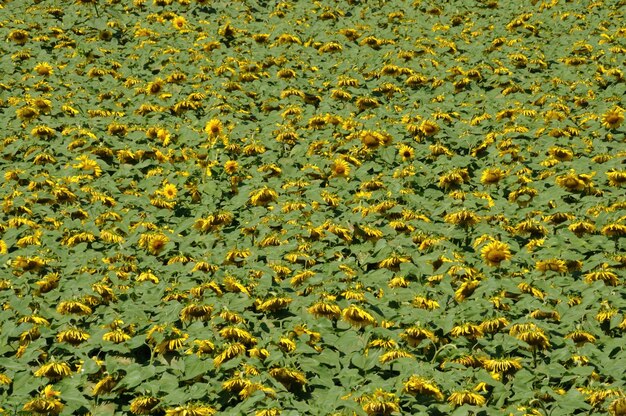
[0,0,625,415]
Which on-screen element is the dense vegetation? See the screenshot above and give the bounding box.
[0,0,625,415]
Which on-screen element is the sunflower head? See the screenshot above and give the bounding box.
[205,119,223,137]
[480,240,512,267]
[602,107,624,130]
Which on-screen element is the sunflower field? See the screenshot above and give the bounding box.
[1,0,625,415]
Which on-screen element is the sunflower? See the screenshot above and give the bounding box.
[172,15,187,30]
[308,301,341,319]
[480,167,506,184]
[361,390,400,416]
[130,396,160,415]
[139,233,170,255]
[56,328,90,345]
[450,322,483,339]
[146,79,164,95]
[56,300,92,316]
[569,221,596,237]
[224,160,239,174]
[205,119,223,137]
[403,376,444,400]
[342,305,377,328]
[92,375,118,395]
[400,326,437,346]
[269,367,307,390]
[601,223,626,237]
[8,29,29,45]
[419,120,440,136]
[536,258,567,274]
[103,329,132,343]
[160,183,177,200]
[608,397,626,416]
[482,357,522,373]
[445,209,481,227]
[607,170,626,187]
[398,144,415,160]
[34,361,72,380]
[165,404,216,416]
[34,62,53,76]
[249,187,278,206]
[448,391,486,407]
[256,409,281,416]
[601,107,624,129]
[360,130,383,148]
[480,240,512,267]
[331,158,350,177]
[585,266,619,286]
[23,386,63,415]
[565,330,596,345]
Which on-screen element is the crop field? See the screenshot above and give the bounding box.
[0,0,625,415]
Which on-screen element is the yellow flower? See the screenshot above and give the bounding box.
[308,301,341,319]
[609,397,626,416]
[601,107,624,129]
[444,209,481,227]
[585,266,619,286]
[556,170,594,192]
[412,296,440,310]
[403,376,444,400]
[0,373,11,385]
[379,349,414,364]
[57,300,92,316]
[480,317,509,333]
[160,183,178,200]
[73,155,102,176]
[480,167,505,184]
[359,130,384,148]
[8,29,29,44]
[342,305,377,328]
[607,170,626,187]
[481,240,511,266]
[256,409,281,416]
[565,330,596,345]
[361,389,400,416]
[331,158,350,177]
[205,119,223,137]
[249,187,278,206]
[419,120,440,136]
[172,15,187,30]
[139,233,170,255]
[602,223,626,237]
[400,326,437,346]
[214,343,246,367]
[130,396,160,415]
[34,361,72,379]
[450,322,483,339]
[269,367,307,389]
[56,328,90,345]
[92,375,118,395]
[535,258,567,274]
[23,387,64,416]
[482,357,522,373]
[34,62,54,76]
[398,144,415,160]
[103,329,132,343]
[256,297,292,312]
[180,303,214,322]
[448,390,486,407]
[165,404,216,416]
[224,160,239,174]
